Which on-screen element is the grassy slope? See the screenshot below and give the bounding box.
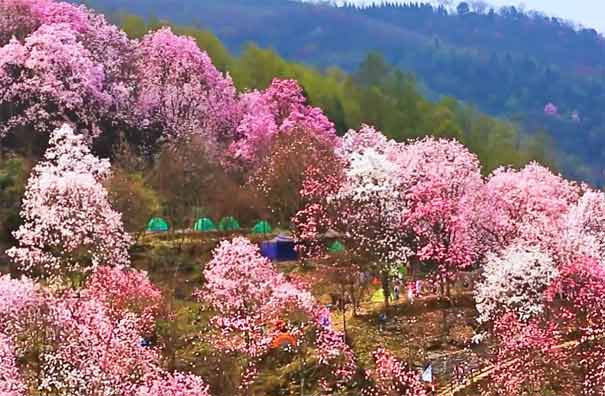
[134,231,483,395]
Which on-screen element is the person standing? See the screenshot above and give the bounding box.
[393,280,401,300]
[407,283,415,304]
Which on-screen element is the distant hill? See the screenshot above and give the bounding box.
[83,0,605,183]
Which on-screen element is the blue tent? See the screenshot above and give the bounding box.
[260,234,298,262]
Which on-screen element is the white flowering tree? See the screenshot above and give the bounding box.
[475,244,558,324]
[331,126,409,310]
[8,124,131,283]
[559,189,605,263]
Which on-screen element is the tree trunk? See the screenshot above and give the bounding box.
[342,306,347,343]
[381,270,390,312]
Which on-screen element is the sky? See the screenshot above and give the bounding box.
[485,0,604,32]
[303,0,605,32]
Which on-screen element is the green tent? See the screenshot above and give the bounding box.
[327,240,345,254]
[193,217,217,232]
[218,216,240,232]
[147,217,169,232]
[252,220,272,234]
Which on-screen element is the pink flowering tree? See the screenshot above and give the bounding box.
[292,125,390,259]
[471,162,579,259]
[362,347,426,396]
[546,257,605,395]
[132,27,240,150]
[82,266,164,335]
[229,79,336,169]
[198,237,315,358]
[480,256,605,394]
[291,144,345,259]
[329,126,409,309]
[559,190,605,263]
[0,23,112,139]
[484,313,572,396]
[251,126,341,225]
[8,124,131,282]
[399,137,483,293]
[198,237,356,393]
[37,296,159,395]
[0,273,211,396]
[0,0,134,111]
[0,333,26,396]
[314,322,357,394]
[544,102,558,116]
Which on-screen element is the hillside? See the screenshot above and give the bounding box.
[3,1,605,395]
[82,0,605,183]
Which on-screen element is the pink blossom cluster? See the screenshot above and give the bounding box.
[1,0,341,173]
[199,237,316,356]
[132,27,240,148]
[362,347,427,396]
[228,78,336,168]
[0,330,26,396]
[0,269,210,396]
[478,256,605,394]
[82,265,163,335]
[198,237,356,390]
[294,125,483,282]
[0,0,133,137]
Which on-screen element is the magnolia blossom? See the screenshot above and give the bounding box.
[475,244,558,324]
[136,372,211,396]
[544,102,558,116]
[0,0,133,73]
[38,296,158,395]
[8,125,131,279]
[0,273,210,396]
[132,27,240,148]
[362,347,426,396]
[473,162,579,258]
[547,257,605,395]
[0,23,112,138]
[315,324,357,394]
[199,237,356,391]
[559,190,605,263]
[400,137,483,277]
[82,266,163,335]
[229,78,336,168]
[0,275,41,329]
[487,313,568,395]
[199,237,315,357]
[0,333,26,396]
[337,124,393,158]
[333,127,409,264]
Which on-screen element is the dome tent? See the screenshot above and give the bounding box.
[147,217,169,232]
[327,240,345,254]
[193,217,217,232]
[252,220,272,234]
[218,216,240,232]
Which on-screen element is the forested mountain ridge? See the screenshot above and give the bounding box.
[80,0,605,183]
